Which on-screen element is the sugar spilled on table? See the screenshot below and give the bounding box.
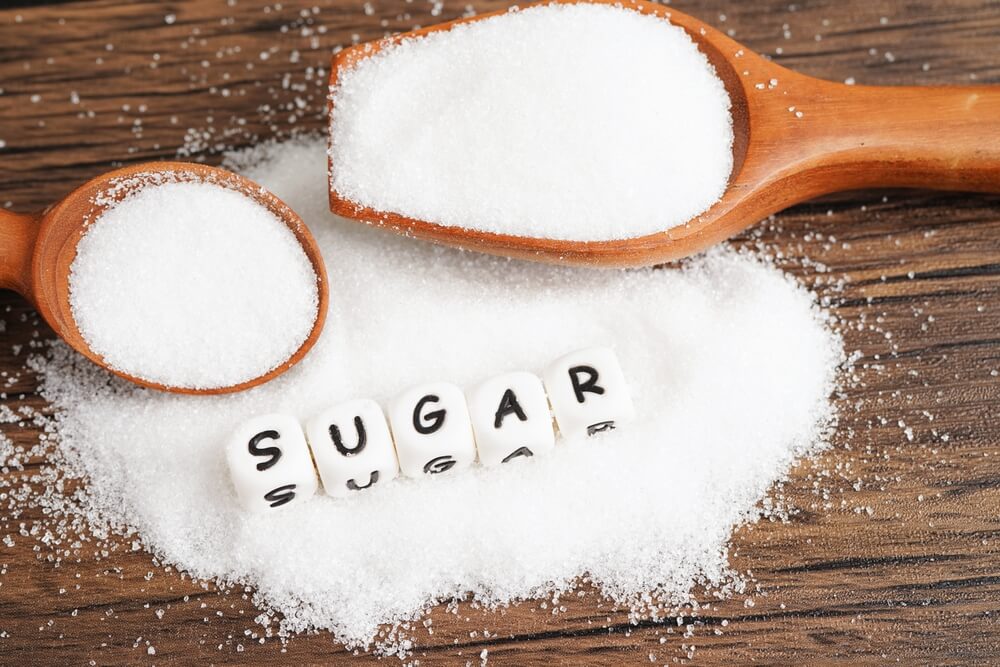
[25,138,845,652]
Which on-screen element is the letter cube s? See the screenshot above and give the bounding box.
[226,413,318,512]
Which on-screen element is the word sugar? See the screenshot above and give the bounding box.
[226,347,634,511]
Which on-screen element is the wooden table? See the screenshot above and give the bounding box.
[0,0,998,663]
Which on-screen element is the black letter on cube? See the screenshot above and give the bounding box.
[494,388,528,428]
[413,394,446,434]
[586,421,616,436]
[264,483,297,508]
[501,446,534,463]
[330,416,367,456]
[568,366,605,403]
[248,430,282,471]
[423,455,457,474]
[346,471,379,491]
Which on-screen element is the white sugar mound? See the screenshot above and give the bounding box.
[37,138,840,649]
[69,181,319,390]
[329,3,734,242]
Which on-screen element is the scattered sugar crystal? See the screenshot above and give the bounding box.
[329,4,734,242]
[35,138,842,650]
[68,180,319,389]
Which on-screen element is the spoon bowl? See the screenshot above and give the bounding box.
[0,162,329,394]
[328,0,1000,267]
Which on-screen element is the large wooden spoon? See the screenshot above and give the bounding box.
[0,162,329,394]
[328,0,1000,268]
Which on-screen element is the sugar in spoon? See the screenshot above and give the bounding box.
[0,162,328,394]
[328,0,1000,268]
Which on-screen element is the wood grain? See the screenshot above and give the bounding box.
[0,0,998,664]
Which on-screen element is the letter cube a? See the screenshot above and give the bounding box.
[467,371,555,466]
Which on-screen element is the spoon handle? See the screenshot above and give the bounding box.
[797,83,1000,193]
[0,210,39,297]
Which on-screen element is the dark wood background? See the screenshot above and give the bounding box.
[1,0,998,664]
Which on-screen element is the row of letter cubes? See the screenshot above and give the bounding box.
[227,347,634,512]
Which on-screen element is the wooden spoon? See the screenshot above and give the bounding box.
[0,162,329,394]
[328,0,1000,268]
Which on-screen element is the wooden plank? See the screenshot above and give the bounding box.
[0,0,998,663]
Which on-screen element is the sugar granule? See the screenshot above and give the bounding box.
[329,3,734,242]
[68,180,319,389]
[35,137,842,650]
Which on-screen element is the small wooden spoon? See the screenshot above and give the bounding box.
[0,162,329,394]
[328,0,1000,268]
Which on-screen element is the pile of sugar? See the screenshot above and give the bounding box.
[69,180,319,389]
[329,3,734,242]
[35,138,841,650]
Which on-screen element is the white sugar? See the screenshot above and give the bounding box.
[69,181,319,389]
[37,138,841,650]
[329,4,734,242]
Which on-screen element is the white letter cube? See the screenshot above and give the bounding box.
[226,413,318,512]
[467,371,555,466]
[305,399,399,498]
[388,382,476,478]
[544,347,635,440]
